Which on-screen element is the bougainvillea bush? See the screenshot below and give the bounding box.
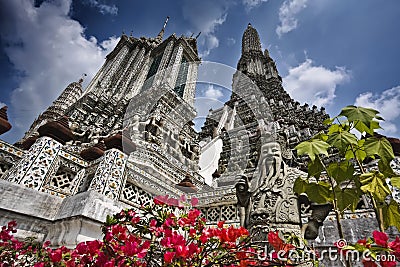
[342,230,400,267]
[0,195,314,267]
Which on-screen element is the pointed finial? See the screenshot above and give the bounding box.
[190,32,194,38]
[79,73,87,84]
[163,16,170,30]
[130,30,133,37]
[248,23,252,27]
[156,16,170,42]
[195,32,201,39]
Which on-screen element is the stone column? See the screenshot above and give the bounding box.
[165,45,184,89]
[88,148,127,200]
[182,61,198,107]
[3,137,62,190]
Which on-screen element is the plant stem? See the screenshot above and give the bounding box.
[318,156,351,267]
[369,194,385,232]
[318,156,345,239]
[350,144,385,232]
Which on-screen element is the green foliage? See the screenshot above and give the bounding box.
[334,187,360,212]
[391,177,400,188]
[295,139,329,161]
[326,129,358,153]
[338,105,382,135]
[294,178,333,204]
[359,172,391,203]
[294,105,400,232]
[307,157,324,179]
[382,200,400,230]
[364,137,395,162]
[326,161,355,184]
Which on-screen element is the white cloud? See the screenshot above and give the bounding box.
[204,85,224,99]
[283,59,350,107]
[242,0,269,11]
[84,0,118,15]
[354,86,400,136]
[276,0,308,37]
[182,1,229,57]
[0,0,118,141]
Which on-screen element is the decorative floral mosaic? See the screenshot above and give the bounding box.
[89,149,127,200]
[4,137,62,190]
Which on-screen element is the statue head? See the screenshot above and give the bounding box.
[260,141,282,176]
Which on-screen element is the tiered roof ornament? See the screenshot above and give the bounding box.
[242,23,262,53]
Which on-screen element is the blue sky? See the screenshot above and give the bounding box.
[0,0,399,143]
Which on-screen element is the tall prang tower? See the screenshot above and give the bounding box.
[19,17,200,154]
[199,24,329,187]
[2,17,205,225]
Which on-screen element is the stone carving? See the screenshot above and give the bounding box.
[236,133,300,232]
[144,117,164,146]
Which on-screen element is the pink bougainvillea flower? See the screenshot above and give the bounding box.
[164,251,175,263]
[388,236,400,257]
[190,197,199,207]
[154,195,169,205]
[380,258,396,267]
[373,231,389,247]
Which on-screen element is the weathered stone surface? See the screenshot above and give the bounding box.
[0,179,129,246]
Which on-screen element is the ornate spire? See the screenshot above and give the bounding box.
[242,23,262,53]
[155,16,170,43]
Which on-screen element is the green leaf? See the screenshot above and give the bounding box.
[391,177,400,188]
[295,139,330,161]
[327,161,355,184]
[382,200,400,230]
[327,124,341,135]
[308,156,324,179]
[106,214,117,225]
[334,186,360,212]
[364,137,395,162]
[323,118,335,125]
[293,178,333,203]
[378,159,395,177]
[327,131,358,153]
[312,132,328,142]
[339,106,382,135]
[359,171,391,202]
[345,139,366,161]
[306,181,333,204]
[354,121,375,135]
[294,177,308,194]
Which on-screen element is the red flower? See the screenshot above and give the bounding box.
[190,197,199,207]
[372,231,388,247]
[76,242,88,255]
[87,240,102,255]
[164,251,175,263]
[218,221,225,228]
[49,249,63,262]
[362,258,378,267]
[268,231,284,251]
[388,236,400,257]
[154,195,169,205]
[380,258,396,267]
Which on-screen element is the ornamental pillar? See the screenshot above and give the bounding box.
[3,136,62,190]
[88,148,127,200]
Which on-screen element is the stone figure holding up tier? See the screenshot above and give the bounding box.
[236,133,301,234]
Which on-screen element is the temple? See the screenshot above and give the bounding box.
[0,20,399,257]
